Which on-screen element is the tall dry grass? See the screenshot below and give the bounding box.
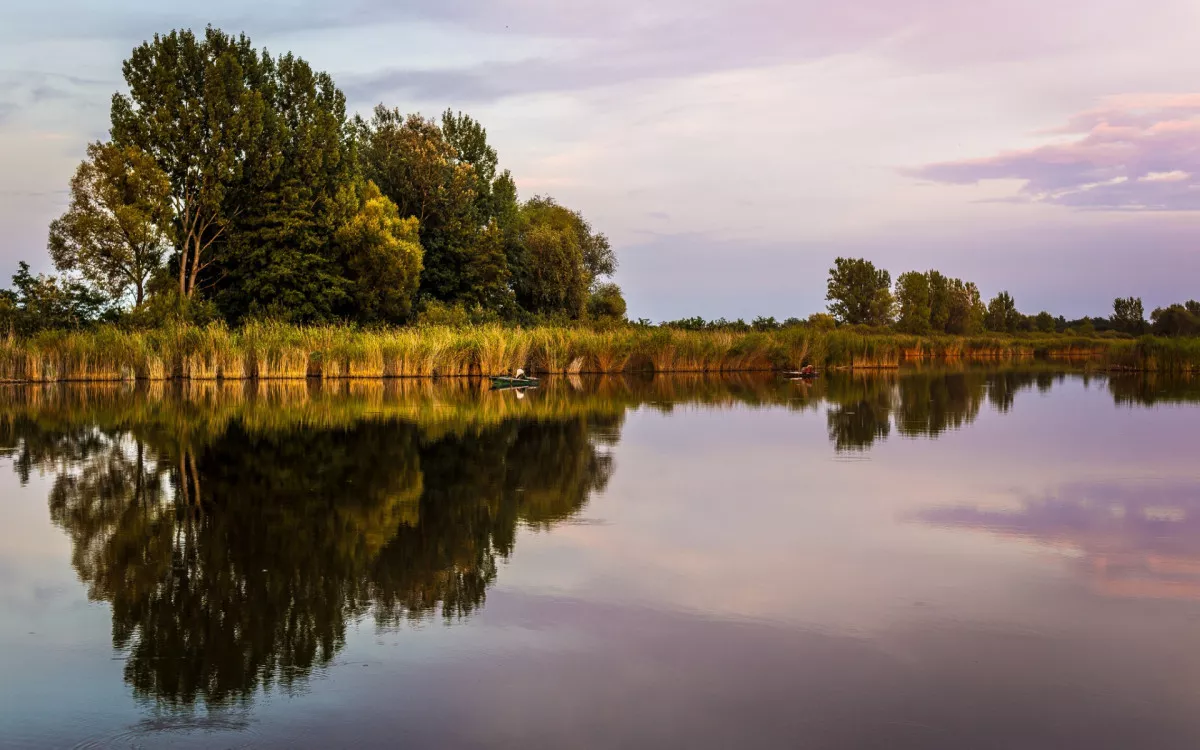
[0,324,1195,383]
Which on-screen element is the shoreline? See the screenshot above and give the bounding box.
[1,323,1197,383]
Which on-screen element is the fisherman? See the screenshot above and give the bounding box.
[515,368,526,380]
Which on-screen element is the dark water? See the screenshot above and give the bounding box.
[2,370,1199,749]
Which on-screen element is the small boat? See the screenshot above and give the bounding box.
[784,368,819,380]
[491,368,539,389]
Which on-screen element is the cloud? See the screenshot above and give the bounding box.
[0,71,114,128]
[909,94,1200,210]
[270,0,1194,103]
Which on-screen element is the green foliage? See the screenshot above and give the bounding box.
[985,291,1020,333]
[337,182,424,324]
[48,142,172,307]
[211,51,355,324]
[826,257,893,326]
[807,313,837,331]
[218,178,351,323]
[946,280,986,335]
[35,26,621,332]
[2,262,110,335]
[357,107,489,304]
[927,270,952,333]
[111,27,266,299]
[895,271,932,334]
[1112,297,1146,335]
[1150,304,1200,337]
[508,197,599,318]
[1035,311,1056,333]
[587,283,627,320]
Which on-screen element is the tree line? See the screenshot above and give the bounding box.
[825,257,1200,337]
[0,27,625,335]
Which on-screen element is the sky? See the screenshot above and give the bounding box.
[1,0,1199,321]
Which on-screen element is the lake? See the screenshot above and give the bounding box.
[2,369,1199,749]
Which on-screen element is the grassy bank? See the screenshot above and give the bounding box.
[0,323,1195,382]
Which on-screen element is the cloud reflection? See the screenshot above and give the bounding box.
[917,481,1200,600]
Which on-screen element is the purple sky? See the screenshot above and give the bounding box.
[2,0,1198,320]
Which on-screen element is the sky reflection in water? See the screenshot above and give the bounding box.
[0,370,1198,749]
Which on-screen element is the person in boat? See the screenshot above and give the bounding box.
[514,368,526,380]
[801,365,815,376]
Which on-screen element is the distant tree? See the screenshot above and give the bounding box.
[894,271,932,334]
[807,312,837,330]
[985,291,1020,333]
[110,28,266,299]
[1076,316,1095,335]
[927,270,952,333]
[587,283,627,320]
[1034,311,1056,333]
[4,262,109,335]
[947,280,985,334]
[752,316,780,331]
[1150,305,1200,337]
[1111,297,1146,335]
[336,182,424,324]
[48,142,172,308]
[826,258,893,326]
[1187,300,1200,317]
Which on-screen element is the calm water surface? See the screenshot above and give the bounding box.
[2,370,1199,749]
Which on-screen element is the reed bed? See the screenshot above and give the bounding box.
[0,325,1196,383]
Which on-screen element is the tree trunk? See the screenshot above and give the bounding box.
[187,234,202,299]
[179,240,188,299]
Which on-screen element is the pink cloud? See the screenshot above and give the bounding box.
[910,94,1200,210]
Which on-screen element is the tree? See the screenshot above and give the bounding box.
[441,109,501,220]
[209,52,356,324]
[1186,300,1200,317]
[927,270,952,333]
[505,197,614,318]
[48,142,172,307]
[894,271,932,334]
[510,201,589,317]
[946,280,985,334]
[335,182,423,323]
[217,179,352,323]
[587,283,627,320]
[1150,305,1200,337]
[110,27,267,300]
[357,107,489,305]
[1112,297,1145,335]
[985,291,1020,333]
[826,258,893,326]
[4,262,109,335]
[807,312,837,330]
[1034,311,1056,333]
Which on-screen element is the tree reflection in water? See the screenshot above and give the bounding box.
[2,383,618,707]
[2,369,1195,705]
